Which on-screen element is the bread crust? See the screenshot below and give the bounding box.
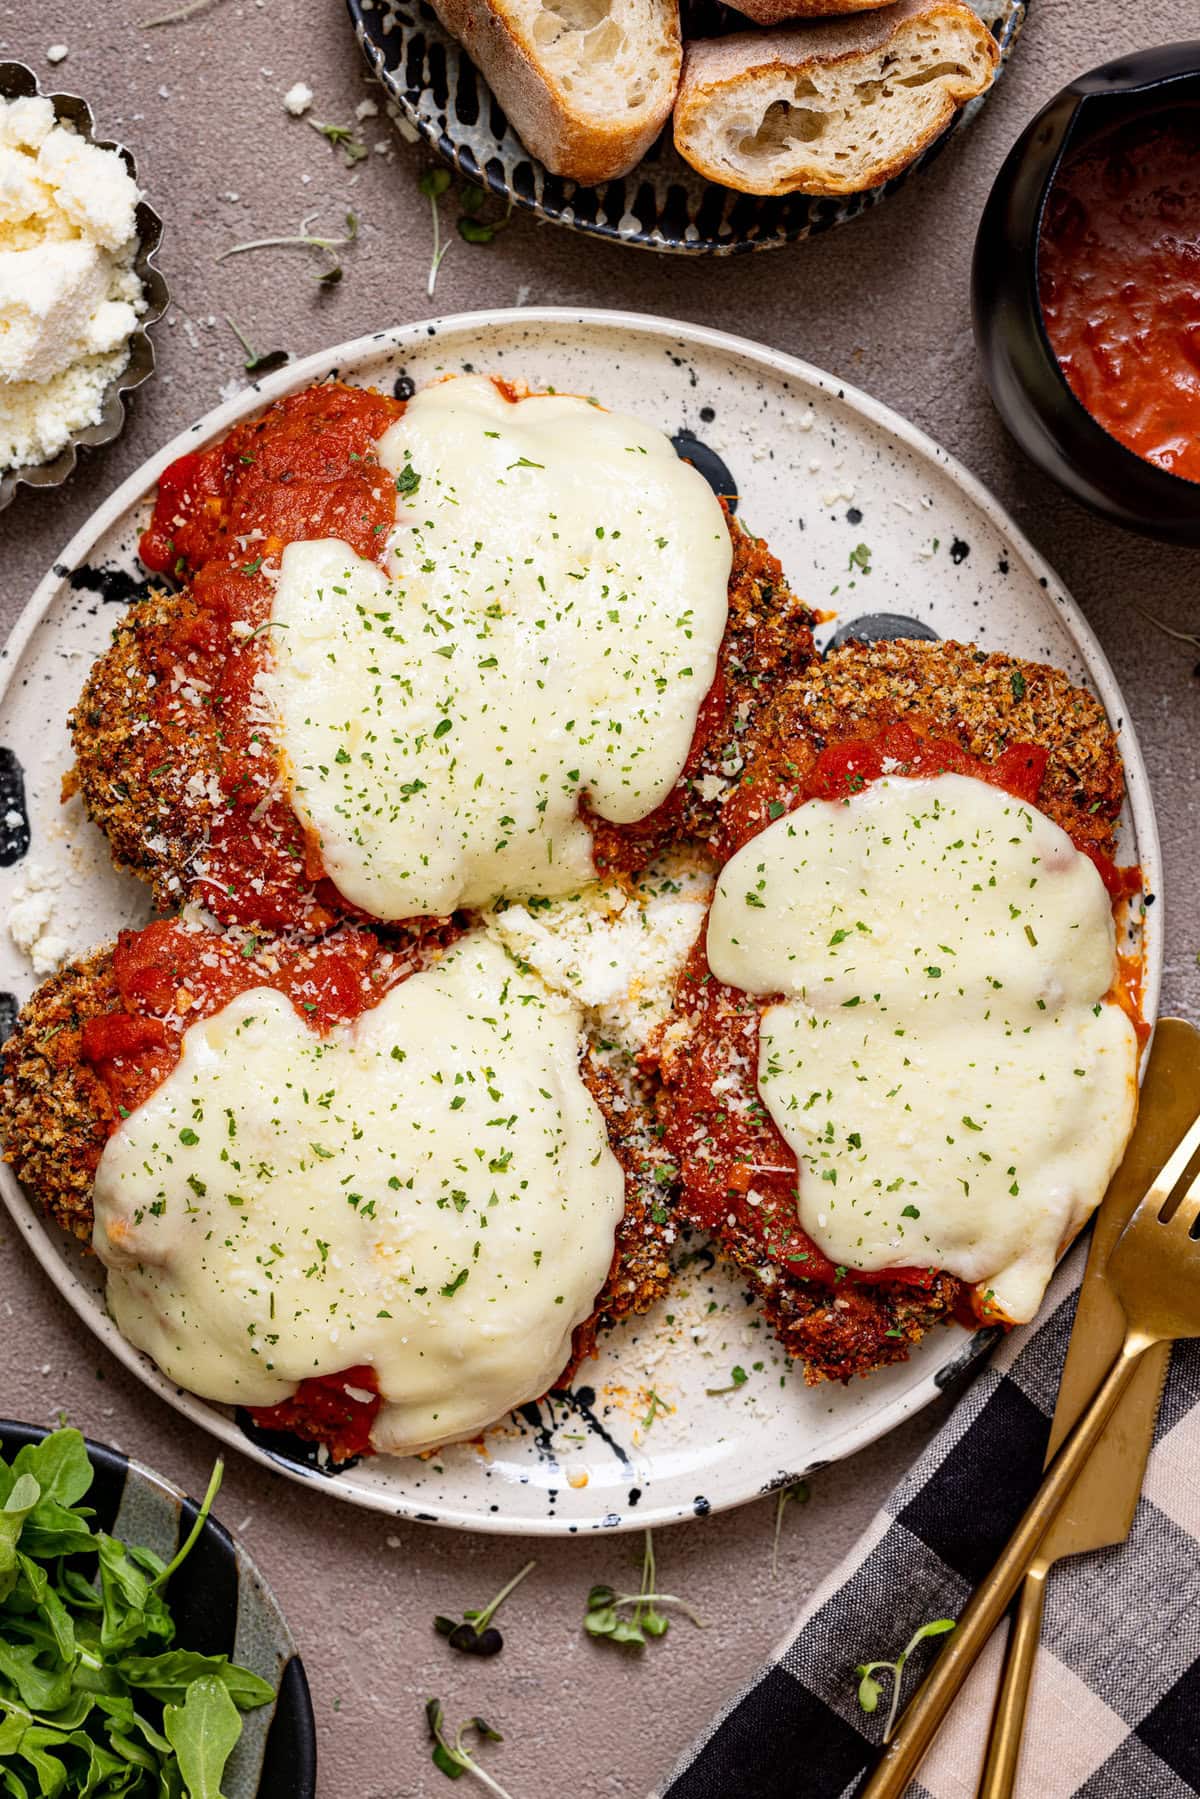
[674,0,999,197]
[730,0,894,28]
[431,0,681,184]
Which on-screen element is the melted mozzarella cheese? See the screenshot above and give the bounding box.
[705,774,1138,1321]
[265,375,732,918]
[92,933,624,1456]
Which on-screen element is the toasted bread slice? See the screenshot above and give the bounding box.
[673,0,999,197]
[730,0,894,27]
[431,0,682,184]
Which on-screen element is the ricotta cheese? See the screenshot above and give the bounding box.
[0,95,145,472]
[705,774,1139,1322]
[265,375,732,918]
[93,932,624,1457]
[485,855,711,1058]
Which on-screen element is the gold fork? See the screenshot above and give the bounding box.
[859,1101,1200,1798]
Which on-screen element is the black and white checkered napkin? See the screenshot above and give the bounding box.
[655,1248,1200,1799]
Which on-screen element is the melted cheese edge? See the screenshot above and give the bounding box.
[92,932,624,1456]
[265,375,732,918]
[705,774,1139,1322]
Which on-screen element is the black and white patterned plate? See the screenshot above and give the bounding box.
[0,1421,316,1798]
[348,0,1028,254]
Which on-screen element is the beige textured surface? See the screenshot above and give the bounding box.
[0,3,1197,1795]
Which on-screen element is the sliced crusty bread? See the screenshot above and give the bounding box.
[431,0,682,185]
[673,0,999,197]
[730,0,895,28]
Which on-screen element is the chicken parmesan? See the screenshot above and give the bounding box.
[0,880,700,1460]
[70,375,814,930]
[654,639,1144,1381]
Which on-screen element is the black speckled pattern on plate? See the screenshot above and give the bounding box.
[347,0,1028,254]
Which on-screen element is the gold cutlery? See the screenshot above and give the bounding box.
[860,1019,1200,1799]
[977,1018,1200,1797]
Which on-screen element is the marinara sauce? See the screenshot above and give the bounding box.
[661,722,1143,1317]
[78,915,457,1459]
[1039,107,1200,484]
[137,384,404,930]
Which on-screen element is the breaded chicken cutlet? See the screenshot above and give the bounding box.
[654,638,1135,1384]
[69,384,815,929]
[0,917,676,1445]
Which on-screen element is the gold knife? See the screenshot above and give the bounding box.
[976,1017,1200,1797]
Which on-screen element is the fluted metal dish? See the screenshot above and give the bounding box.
[0,61,168,513]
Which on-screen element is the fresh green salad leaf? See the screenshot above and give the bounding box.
[164,1677,241,1799]
[0,1428,274,1797]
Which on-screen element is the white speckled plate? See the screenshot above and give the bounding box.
[0,310,1162,1534]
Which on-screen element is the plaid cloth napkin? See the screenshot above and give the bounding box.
[655,1247,1200,1799]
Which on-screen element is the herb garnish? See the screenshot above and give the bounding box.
[705,1364,749,1396]
[433,1559,535,1656]
[584,1529,705,1648]
[855,1617,956,1741]
[421,169,514,293]
[0,1429,273,1796]
[225,316,289,377]
[420,168,453,297]
[218,210,358,285]
[309,119,369,166]
[142,0,224,23]
[426,1699,514,1794]
[771,1479,810,1579]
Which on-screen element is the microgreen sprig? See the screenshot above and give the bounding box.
[584,1528,705,1649]
[421,168,453,298]
[225,316,289,378]
[218,210,358,285]
[771,1478,810,1579]
[426,1699,514,1795]
[420,169,513,295]
[855,1617,956,1742]
[142,0,224,24]
[309,118,370,166]
[434,1558,535,1657]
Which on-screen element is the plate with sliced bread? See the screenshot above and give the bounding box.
[349,0,1026,253]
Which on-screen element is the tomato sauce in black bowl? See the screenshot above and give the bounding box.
[972,42,1200,544]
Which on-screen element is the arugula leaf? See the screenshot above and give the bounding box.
[119,1651,275,1709]
[0,1473,40,1600]
[164,1675,241,1798]
[0,1431,273,1799]
[11,1430,93,1509]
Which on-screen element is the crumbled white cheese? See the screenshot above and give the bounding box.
[46,44,69,64]
[354,97,378,121]
[283,82,314,117]
[485,854,711,1058]
[0,95,145,472]
[7,862,70,976]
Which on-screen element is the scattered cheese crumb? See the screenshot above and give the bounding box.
[46,45,69,65]
[7,862,70,976]
[354,98,378,121]
[283,82,314,118]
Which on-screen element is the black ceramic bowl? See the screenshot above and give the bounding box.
[0,1421,316,1798]
[972,41,1200,545]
